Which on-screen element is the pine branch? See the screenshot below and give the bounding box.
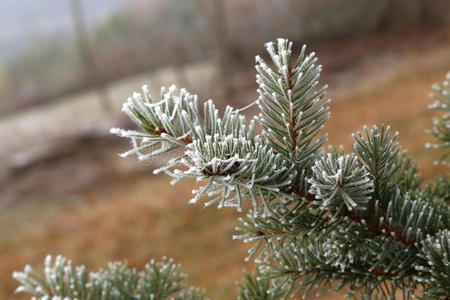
[308,153,374,213]
[238,270,288,300]
[422,174,450,209]
[420,229,450,299]
[256,39,329,197]
[106,39,450,299]
[353,125,403,201]
[112,86,295,212]
[13,255,207,300]
[261,235,425,299]
[426,71,450,165]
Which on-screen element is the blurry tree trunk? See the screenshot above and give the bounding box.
[378,0,424,30]
[206,0,233,104]
[170,45,191,89]
[70,0,111,112]
[423,0,450,25]
[359,0,391,32]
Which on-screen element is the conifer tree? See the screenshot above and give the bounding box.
[14,39,450,299]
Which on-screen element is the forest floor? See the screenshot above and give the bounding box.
[0,28,449,299]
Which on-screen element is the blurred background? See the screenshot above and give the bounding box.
[0,0,449,299]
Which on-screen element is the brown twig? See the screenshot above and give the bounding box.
[342,210,418,249]
[283,267,416,278]
[255,229,292,237]
[151,126,192,144]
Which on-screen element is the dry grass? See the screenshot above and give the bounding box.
[0,176,249,299]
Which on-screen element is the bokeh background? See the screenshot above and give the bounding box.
[0,0,449,299]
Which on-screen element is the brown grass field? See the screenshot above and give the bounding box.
[0,33,449,299]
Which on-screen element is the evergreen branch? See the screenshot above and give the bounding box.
[339,209,418,249]
[331,186,447,252]
[112,85,295,211]
[238,270,288,300]
[262,236,424,299]
[256,38,329,196]
[426,72,450,165]
[308,153,374,213]
[420,229,450,299]
[352,124,403,201]
[13,255,207,300]
[107,39,450,299]
[422,174,450,209]
[392,156,423,195]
